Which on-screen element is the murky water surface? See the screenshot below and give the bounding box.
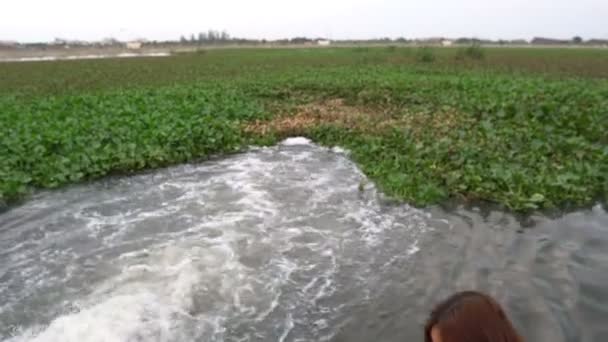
[0,53,170,63]
[1,138,607,341]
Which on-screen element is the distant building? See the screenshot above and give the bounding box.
[126,41,143,49]
[100,38,120,46]
[0,40,18,48]
[441,39,453,47]
[586,39,608,47]
[52,38,68,46]
[317,40,331,46]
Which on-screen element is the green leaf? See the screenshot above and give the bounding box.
[530,193,545,203]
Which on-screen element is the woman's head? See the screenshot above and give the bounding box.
[425,291,523,342]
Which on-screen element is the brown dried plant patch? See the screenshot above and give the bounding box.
[244,98,467,138]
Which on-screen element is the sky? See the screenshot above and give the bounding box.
[2,0,607,42]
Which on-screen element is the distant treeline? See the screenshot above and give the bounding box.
[2,31,608,49]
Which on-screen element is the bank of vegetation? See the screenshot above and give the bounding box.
[1,47,607,210]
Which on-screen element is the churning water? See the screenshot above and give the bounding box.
[1,138,607,342]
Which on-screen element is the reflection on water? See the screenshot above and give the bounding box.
[0,138,607,342]
[335,204,608,342]
[0,52,170,63]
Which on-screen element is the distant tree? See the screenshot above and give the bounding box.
[572,36,583,44]
[455,37,472,44]
[208,30,217,42]
[220,30,230,41]
[180,35,187,43]
[190,34,196,43]
[291,37,312,44]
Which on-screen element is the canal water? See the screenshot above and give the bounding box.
[1,138,607,342]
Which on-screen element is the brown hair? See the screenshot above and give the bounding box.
[425,291,523,342]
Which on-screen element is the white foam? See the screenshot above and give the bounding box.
[8,243,224,342]
[8,293,166,342]
[331,146,349,155]
[278,313,294,342]
[280,137,313,146]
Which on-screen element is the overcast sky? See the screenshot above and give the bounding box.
[2,0,607,42]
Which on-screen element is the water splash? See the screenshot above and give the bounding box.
[1,139,429,342]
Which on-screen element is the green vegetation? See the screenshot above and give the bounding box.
[416,46,436,63]
[1,47,607,210]
[456,44,486,60]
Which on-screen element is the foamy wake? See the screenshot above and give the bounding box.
[2,138,430,342]
[8,243,226,342]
